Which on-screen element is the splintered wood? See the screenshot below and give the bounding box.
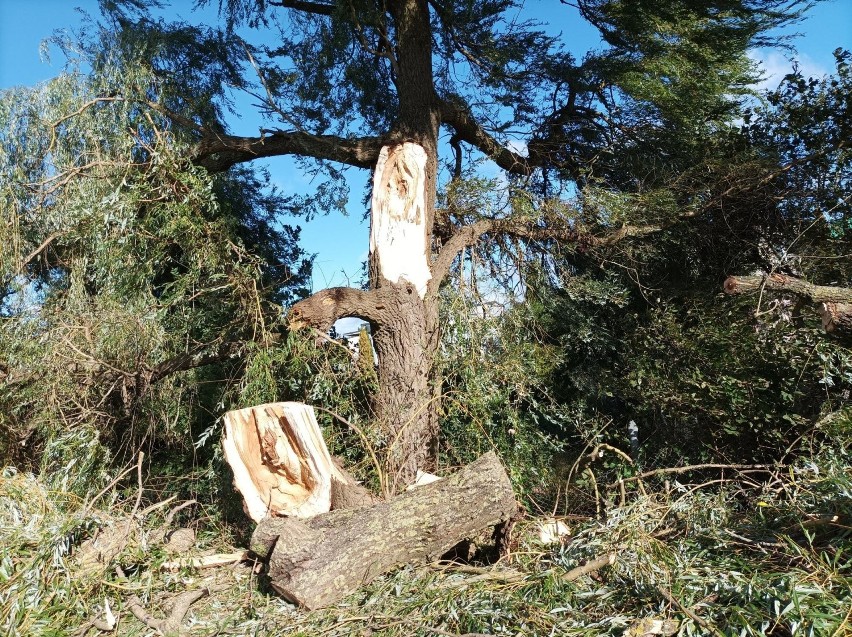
[222,402,353,521]
[369,142,432,297]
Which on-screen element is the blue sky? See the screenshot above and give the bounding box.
[2,0,851,295]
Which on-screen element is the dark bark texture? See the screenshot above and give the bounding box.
[250,451,518,609]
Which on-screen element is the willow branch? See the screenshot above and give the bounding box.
[147,339,245,384]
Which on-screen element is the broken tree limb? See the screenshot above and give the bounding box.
[160,552,249,571]
[723,273,852,338]
[561,553,616,582]
[723,273,852,304]
[222,402,373,522]
[250,451,518,609]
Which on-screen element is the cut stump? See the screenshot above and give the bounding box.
[222,402,373,521]
[250,451,518,609]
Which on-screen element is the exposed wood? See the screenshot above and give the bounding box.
[161,552,249,571]
[222,402,369,521]
[250,451,518,609]
[370,142,433,297]
[821,301,852,335]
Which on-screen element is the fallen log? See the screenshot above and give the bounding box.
[250,451,518,609]
[222,402,374,521]
[723,273,852,338]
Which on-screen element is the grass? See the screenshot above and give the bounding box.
[1,444,851,636]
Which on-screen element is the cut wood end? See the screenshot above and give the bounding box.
[723,276,740,294]
[222,402,345,522]
[405,470,442,490]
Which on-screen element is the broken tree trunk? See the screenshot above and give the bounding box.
[222,402,374,521]
[250,451,518,609]
[724,273,852,338]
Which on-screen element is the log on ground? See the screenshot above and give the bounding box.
[250,451,518,609]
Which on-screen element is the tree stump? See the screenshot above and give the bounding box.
[250,451,518,609]
[222,402,373,521]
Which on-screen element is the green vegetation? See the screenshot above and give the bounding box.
[1,0,850,635]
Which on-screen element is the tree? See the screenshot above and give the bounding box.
[75,0,810,485]
[506,50,852,467]
[0,63,310,482]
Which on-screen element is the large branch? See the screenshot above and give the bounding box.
[724,273,852,337]
[428,217,664,295]
[723,274,852,304]
[191,130,386,173]
[439,99,535,175]
[147,339,245,384]
[268,0,334,14]
[251,451,517,609]
[288,286,403,332]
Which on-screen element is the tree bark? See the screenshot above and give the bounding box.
[724,273,852,338]
[288,141,440,488]
[250,451,517,609]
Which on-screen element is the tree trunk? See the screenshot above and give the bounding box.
[287,0,444,489]
[368,142,439,486]
[250,451,517,609]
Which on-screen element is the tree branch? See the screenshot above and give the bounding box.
[147,339,245,384]
[723,273,852,305]
[191,130,386,172]
[427,217,665,296]
[724,273,852,337]
[439,98,534,175]
[268,0,335,15]
[288,286,403,332]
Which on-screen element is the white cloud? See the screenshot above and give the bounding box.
[506,139,529,158]
[748,50,829,91]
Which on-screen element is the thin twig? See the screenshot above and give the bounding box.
[607,463,775,489]
[656,583,725,637]
[562,553,616,582]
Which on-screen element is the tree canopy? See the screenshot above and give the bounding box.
[1,0,849,487]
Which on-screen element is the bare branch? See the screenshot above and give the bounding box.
[147,339,245,384]
[288,286,407,332]
[439,98,534,175]
[268,0,335,15]
[191,129,386,172]
[14,232,61,275]
[428,216,665,296]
